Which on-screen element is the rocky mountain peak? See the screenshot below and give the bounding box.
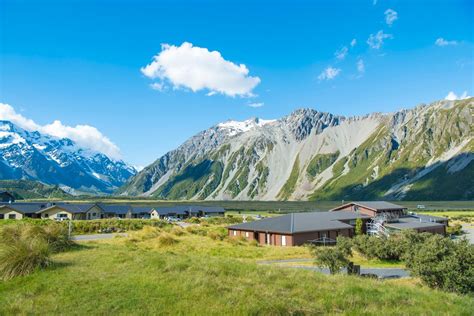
[283,108,342,141]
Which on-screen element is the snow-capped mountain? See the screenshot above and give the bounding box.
[119,97,473,200]
[0,120,136,194]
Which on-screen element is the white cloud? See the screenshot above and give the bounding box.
[0,103,121,159]
[334,46,348,60]
[141,42,261,97]
[444,91,470,101]
[384,9,398,26]
[350,39,357,47]
[247,102,264,108]
[318,67,341,81]
[367,30,393,49]
[357,59,365,74]
[149,82,165,91]
[435,38,458,46]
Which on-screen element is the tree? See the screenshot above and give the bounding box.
[355,218,363,236]
[315,247,349,274]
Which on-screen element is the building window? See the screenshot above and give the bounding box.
[245,232,249,238]
[92,213,97,217]
[282,235,287,246]
[8,214,16,219]
[233,230,237,236]
[266,233,270,244]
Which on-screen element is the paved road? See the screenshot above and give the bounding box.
[258,259,409,279]
[72,233,128,241]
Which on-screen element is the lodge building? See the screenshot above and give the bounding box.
[228,201,448,246]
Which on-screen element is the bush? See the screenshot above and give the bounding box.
[314,247,349,274]
[403,235,474,294]
[446,223,463,236]
[0,228,52,280]
[352,235,404,261]
[336,236,352,257]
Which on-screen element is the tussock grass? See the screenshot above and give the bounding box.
[156,233,179,247]
[170,226,186,236]
[0,237,51,281]
[129,226,161,241]
[0,223,73,280]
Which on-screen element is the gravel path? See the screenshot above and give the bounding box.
[72,233,128,241]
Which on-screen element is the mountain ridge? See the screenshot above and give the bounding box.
[0,120,136,194]
[119,97,473,200]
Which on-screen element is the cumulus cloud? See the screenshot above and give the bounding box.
[367,30,393,49]
[247,102,264,108]
[334,46,348,60]
[0,103,121,159]
[435,38,458,46]
[357,59,365,74]
[444,91,470,101]
[384,9,398,26]
[350,39,357,47]
[318,67,341,81]
[141,42,261,97]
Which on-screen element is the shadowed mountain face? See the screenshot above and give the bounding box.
[119,98,473,201]
[0,121,136,195]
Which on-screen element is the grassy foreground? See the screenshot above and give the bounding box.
[0,228,472,315]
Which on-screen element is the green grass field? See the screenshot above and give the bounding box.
[0,224,472,315]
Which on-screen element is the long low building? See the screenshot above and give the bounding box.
[228,211,371,246]
[0,202,225,220]
[228,201,448,246]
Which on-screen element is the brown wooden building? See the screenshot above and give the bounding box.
[227,211,370,246]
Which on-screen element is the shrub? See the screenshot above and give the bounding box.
[355,218,363,236]
[335,236,352,257]
[314,247,349,274]
[446,223,463,236]
[0,234,51,280]
[403,235,474,294]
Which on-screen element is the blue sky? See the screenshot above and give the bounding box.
[0,0,472,167]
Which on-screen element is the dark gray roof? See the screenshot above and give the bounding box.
[385,222,444,229]
[228,211,369,234]
[331,201,406,211]
[38,203,97,214]
[131,206,154,214]
[98,204,132,215]
[385,216,445,230]
[0,202,48,214]
[154,205,225,215]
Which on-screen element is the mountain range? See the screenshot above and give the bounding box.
[0,121,136,194]
[118,97,473,201]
